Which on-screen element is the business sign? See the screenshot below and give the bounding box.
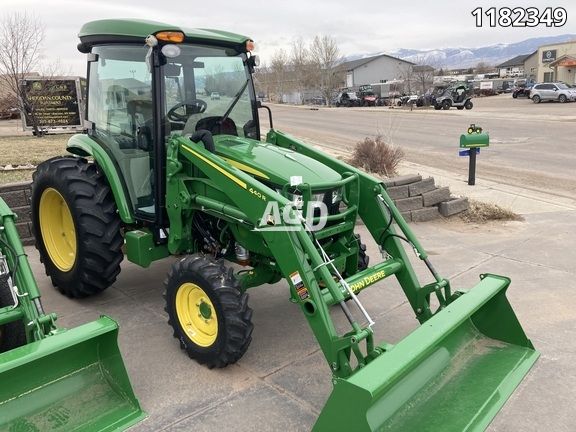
[542,49,557,63]
[479,81,493,90]
[21,78,83,130]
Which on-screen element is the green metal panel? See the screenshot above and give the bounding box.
[0,316,146,432]
[313,274,538,431]
[79,19,250,45]
[214,136,341,186]
[125,229,169,268]
[67,134,134,223]
[460,133,490,148]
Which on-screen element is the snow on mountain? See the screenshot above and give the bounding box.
[346,34,576,69]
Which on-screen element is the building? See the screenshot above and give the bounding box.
[496,54,533,78]
[530,40,576,84]
[339,54,414,88]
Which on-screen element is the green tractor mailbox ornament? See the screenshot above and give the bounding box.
[3,19,541,431]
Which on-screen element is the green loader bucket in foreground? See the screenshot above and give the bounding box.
[0,316,146,432]
[314,274,539,432]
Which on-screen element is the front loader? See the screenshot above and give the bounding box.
[30,19,538,430]
[0,197,145,430]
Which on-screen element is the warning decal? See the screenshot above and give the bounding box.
[290,271,309,300]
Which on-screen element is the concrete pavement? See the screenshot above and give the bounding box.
[27,170,576,431]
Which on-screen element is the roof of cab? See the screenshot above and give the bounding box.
[78,19,250,45]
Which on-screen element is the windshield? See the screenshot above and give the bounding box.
[162,44,257,139]
[556,83,569,89]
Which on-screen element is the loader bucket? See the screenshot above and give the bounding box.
[0,316,146,432]
[314,274,539,432]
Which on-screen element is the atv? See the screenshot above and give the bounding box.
[432,82,473,110]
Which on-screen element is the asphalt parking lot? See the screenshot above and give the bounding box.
[4,94,576,431]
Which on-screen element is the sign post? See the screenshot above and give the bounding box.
[459,124,489,185]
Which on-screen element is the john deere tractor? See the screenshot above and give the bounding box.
[30,19,538,430]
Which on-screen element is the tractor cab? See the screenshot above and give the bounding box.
[78,20,260,221]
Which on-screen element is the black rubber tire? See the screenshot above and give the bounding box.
[559,94,567,103]
[434,104,442,110]
[464,100,473,110]
[532,95,541,104]
[442,100,452,110]
[512,93,518,99]
[31,157,123,298]
[457,106,464,110]
[0,275,26,352]
[164,254,253,368]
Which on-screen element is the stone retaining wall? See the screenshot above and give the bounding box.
[0,182,34,246]
[0,175,468,246]
[383,175,469,222]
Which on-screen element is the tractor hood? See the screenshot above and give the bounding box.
[213,136,341,187]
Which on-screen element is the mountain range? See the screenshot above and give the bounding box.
[349,34,576,69]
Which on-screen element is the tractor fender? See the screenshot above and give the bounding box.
[66,134,135,224]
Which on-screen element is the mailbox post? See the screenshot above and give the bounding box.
[460,124,489,185]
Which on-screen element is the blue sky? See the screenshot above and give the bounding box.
[3,0,575,75]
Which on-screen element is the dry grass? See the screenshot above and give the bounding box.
[458,199,524,223]
[0,134,68,167]
[348,135,404,177]
[0,134,69,185]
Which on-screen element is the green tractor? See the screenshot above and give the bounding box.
[29,19,538,430]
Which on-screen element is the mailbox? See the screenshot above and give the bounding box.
[460,133,489,148]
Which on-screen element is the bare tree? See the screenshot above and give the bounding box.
[270,48,289,103]
[290,38,311,104]
[309,35,342,106]
[475,62,494,74]
[0,12,45,135]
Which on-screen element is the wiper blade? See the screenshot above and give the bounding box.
[220,78,250,125]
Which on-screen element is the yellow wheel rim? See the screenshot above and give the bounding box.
[39,188,77,272]
[175,283,218,347]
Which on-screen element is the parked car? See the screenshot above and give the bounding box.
[529,83,576,103]
[210,92,221,100]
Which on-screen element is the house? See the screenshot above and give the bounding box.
[496,54,532,78]
[338,54,414,88]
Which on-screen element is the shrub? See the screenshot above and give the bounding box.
[348,136,404,177]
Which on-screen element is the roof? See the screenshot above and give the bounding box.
[339,53,414,71]
[496,53,534,68]
[78,19,250,46]
[549,54,576,67]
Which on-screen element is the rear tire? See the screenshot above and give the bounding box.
[31,157,123,298]
[164,255,253,368]
[532,95,541,104]
[0,275,26,352]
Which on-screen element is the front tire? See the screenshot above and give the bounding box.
[164,255,253,368]
[559,94,567,103]
[31,157,123,298]
[442,100,451,110]
[464,100,473,110]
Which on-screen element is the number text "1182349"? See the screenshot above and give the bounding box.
[471,7,567,27]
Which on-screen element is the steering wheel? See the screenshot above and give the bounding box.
[166,99,207,122]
